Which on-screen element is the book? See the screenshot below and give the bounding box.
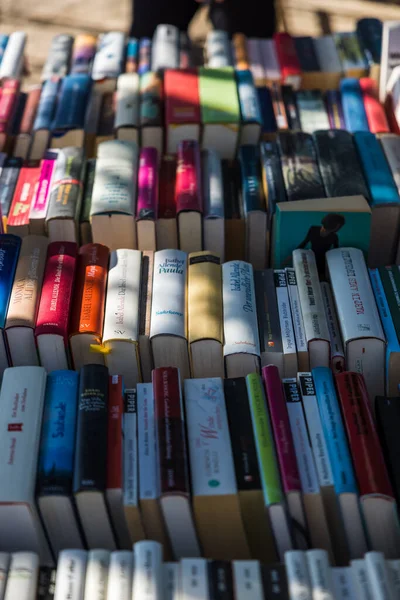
[365,552,395,600]
[312,36,342,90]
[132,542,162,600]
[259,38,281,83]
[36,370,83,557]
[90,140,138,251]
[222,261,260,378]
[164,563,179,600]
[246,373,293,561]
[80,158,95,245]
[83,550,110,600]
[232,33,250,71]
[387,559,400,597]
[272,195,371,271]
[41,34,73,82]
[0,234,20,377]
[224,378,277,563]
[115,73,140,143]
[270,83,288,131]
[164,69,200,154]
[293,249,330,368]
[340,78,369,132]
[357,18,382,82]
[283,378,334,559]
[273,33,302,89]
[0,35,8,65]
[140,71,163,157]
[236,70,262,146]
[202,149,224,261]
[138,38,151,76]
[46,147,85,243]
[179,33,192,69]
[70,34,97,75]
[106,376,132,549]
[257,87,277,139]
[0,367,52,564]
[350,559,374,600]
[379,21,400,102]
[153,367,200,558]
[0,32,26,80]
[380,133,400,198]
[294,36,321,89]
[30,79,60,161]
[206,30,232,68]
[260,141,286,222]
[137,383,171,556]
[123,389,145,545]
[184,378,250,559]
[336,371,400,558]
[208,561,234,600]
[325,90,345,129]
[284,550,313,598]
[92,31,125,81]
[326,247,385,406]
[69,243,109,370]
[281,85,301,131]
[28,152,57,236]
[0,157,21,228]
[334,31,367,78]
[35,241,77,372]
[150,250,190,381]
[3,553,39,600]
[151,24,179,71]
[94,92,115,151]
[175,140,203,253]
[157,157,177,251]
[376,396,400,506]
[274,270,298,378]
[305,550,335,600]
[137,147,158,251]
[286,268,309,372]
[232,560,264,600]
[320,282,345,373]
[313,130,370,198]
[247,38,265,86]
[101,249,141,386]
[51,74,91,148]
[53,550,87,600]
[180,558,209,600]
[260,564,289,600]
[239,144,267,270]
[106,551,133,600]
[222,160,245,262]
[0,554,10,600]
[360,77,389,133]
[277,131,325,202]
[73,364,116,550]
[262,365,307,550]
[254,269,284,375]
[0,79,20,152]
[187,252,223,378]
[296,90,330,134]
[7,161,41,237]
[198,67,240,160]
[313,366,368,561]
[138,251,154,383]
[331,567,357,600]
[36,567,56,600]
[5,235,48,366]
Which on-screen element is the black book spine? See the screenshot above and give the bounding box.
[222,159,244,220]
[73,364,109,494]
[260,564,289,599]
[37,568,56,600]
[375,396,400,506]
[254,269,283,356]
[0,159,22,218]
[281,85,301,131]
[207,561,234,600]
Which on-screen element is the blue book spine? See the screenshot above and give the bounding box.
[126,37,138,59]
[37,370,79,496]
[312,367,358,495]
[340,78,369,133]
[369,268,400,385]
[0,35,9,65]
[0,234,21,329]
[354,131,400,206]
[236,69,262,125]
[33,79,60,131]
[238,144,264,214]
[257,87,277,135]
[356,18,382,65]
[325,90,345,129]
[138,38,151,76]
[52,73,91,131]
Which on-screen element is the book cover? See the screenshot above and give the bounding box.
[260,564,289,600]
[139,71,162,127]
[0,79,19,136]
[41,34,73,81]
[198,67,240,125]
[257,87,277,136]
[92,31,125,81]
[107,375,123,492]
[357,18,382,66]
[115,73,140,130]
[70,34,96,74]
[125,37,138,73]
[260,142,286,217]
[53,550,87,600]
[0,31,25,79]
[29,152,57,227]
[0,157,21,220]
[202,149,224,219]
[254,269,283,361]
[325,90,345,129]
[286,268,308,360]
[334,32,367,76]
[164,69,200,125]
[359,78,389,133]
[52,74,91,132]
[247,38,265,84]
[232,561,264,599]
[37,370,79,496]
[175,140,202,214]
[340,78,369,132]
[274,270,297,370]
[33,79,59,132]
[137,383,158,502]
[295,90,330,134]
[137,147,158,221]
[83,550,110,600]
[188,252,223,345]
[152,25,180,71]
[107,551,133,600]
[0,234,21,329]
[273,33,301,88]
[236,69,262,125]
[123,389,139,513]
[46,147,86,224]
[7,162,41,233]
[238,145,265,214]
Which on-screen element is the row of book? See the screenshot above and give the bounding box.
[3,360,400,568]
[4,545,400,600]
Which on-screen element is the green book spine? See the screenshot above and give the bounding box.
[378,266,400,341]
[246,372,283,506]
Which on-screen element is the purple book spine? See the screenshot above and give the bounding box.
[137,146,158,221]
[326,90,345,130]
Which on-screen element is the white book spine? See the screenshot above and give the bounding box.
[123,390,138,507]
[84,550,110,600]
[331,567,356,600]
[247,39,265,83]
[150,250,187,339]
[137,383,158,501]
[292,250,330,344]
[284,551,312,600]
[351,559,374,600]
[0,32,26,80]
[115,74,140,129]
[380,22,400,101]
[103,249,141,344]
[92,32,125,80]
[202,149,224,219]
[132,541,163,600]
[326,248,385,343]
[305,550,335,600]
[206,31,232,68]
[284,378,320,495]
[274,270,297,357]
[184,377,237,496]
[232,561,263,600]
[151,25,180,71]
[4,553,38,600]
[106,551,133,600]
[54,550,88,600]
[164,563,179,600]
[298,373,334,488]
[365,552,395,600]
[0,554,9,600]
[320,282,345,369]
[286,268,307,353]
[180,559,209,600]
[387,559,400,596]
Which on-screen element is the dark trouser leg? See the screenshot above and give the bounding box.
[130,0,198,38]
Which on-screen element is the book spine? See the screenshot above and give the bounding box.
[0,234,21,328]
[273,33,301,86]
[246,39,265,84]
[175,140,202,213]
[163,563,178,600]
[284,551,312,600]
[0,554,9,600]
[254,269,283,357]
[238,145,264,214]
[306,550,335,600]
[137,147,158,221]
[47,148,85,222]
[286,268,307,355]
[296,91,330,134]
[4,553,39,600]
[0,32,26,79]
[274,270,297,359]
[387,559,400,596]
[84,550,110,600]
[0,160,21,219]
[140,71,162,127]
[132,541,162,600]
[360,78,389,133]
[232,33,249,70]
[137,383,157,501]
[158,157,176,219]
[107,552,133,600]
[107,375,123,490]
[0,79,19,134]
[282,85,301,131]
[180,559,208,600]
[270,83,288,130]
[232,561,264,599]
[123,390,138,507]
[259,39,281,81]
[30,156,56,220]
[340,78,369,132]
[208,561,234,600]
[377,266,400,341]
[236,69,262,124]
[41,34,73,81]
[202,149,223,219]
[125,38,139,73]
[33,79,59,131]
[364,552,394,600]
[351,559,374,600]
[356,18,382,65]
[325,90,345,129]
[70,34,96,75]
[115,73,140,129]
[331,567,357,600]
[8,164,41,228]
[320,282,345,374]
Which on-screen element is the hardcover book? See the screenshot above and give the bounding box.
[28,152,58,236]
[175,140,203,254]
[164,69,200,154]
[254,269,284,375]
[295,90,330,134]
[340,78,369,132]
[312,36,342,90]
[137,147,158,251]
[41,34,73,82]
[334,31,367,78]
[115,73,140,143]
[51,74,91,148]
[0,234,20,376]
[157,157,177,251]
[140,71,163,157]
[7,161,41,237]
[236,69,262,146]
[273,33,301,89]
[202,149,224,261]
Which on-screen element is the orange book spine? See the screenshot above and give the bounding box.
[232,33,250,70]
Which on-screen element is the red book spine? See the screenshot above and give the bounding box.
[153,366,189,495]
[273,33,301,82]
[7,161,41,227]
[107,375,124,490]
[19,86,41,134]
[360,78,390,134]
[165,69,201,125]
[35,241,78,343]
[159,157,177,219]
[335,371,394,498]
[262,365,302,493]
[0,79,20,133]
[175,140,203,214]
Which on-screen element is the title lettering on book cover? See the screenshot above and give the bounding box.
[114,250,128,331]
[50,249,65,312]
[229,262,254,313]
[13,248,40,303]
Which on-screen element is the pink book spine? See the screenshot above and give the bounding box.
[0,79,19,133]
[262,364,302,493]
[136,146,159,221]
[175,139,203,214]
[29,153,57,219]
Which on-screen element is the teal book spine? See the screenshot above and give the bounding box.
[238,144,265,214]
[340,78,369,133]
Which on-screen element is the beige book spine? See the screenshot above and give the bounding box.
[188,251,223,344]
